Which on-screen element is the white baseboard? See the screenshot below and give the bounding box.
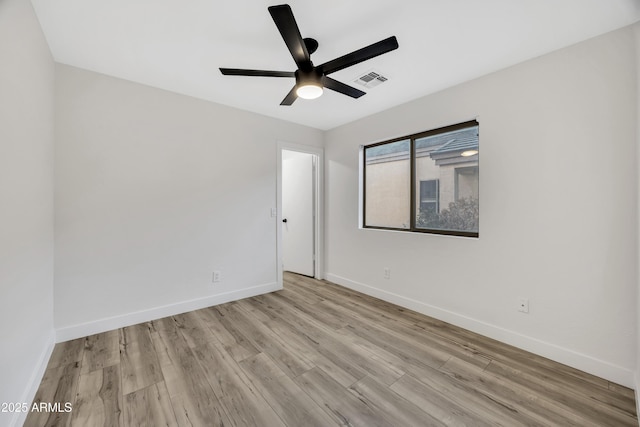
[635,371,639,422]
[55,282,280,343]
[325,273,636,388]
[10,331,55,427]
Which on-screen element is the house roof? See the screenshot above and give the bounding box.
[429,128,479,155]
[428,127,479,166]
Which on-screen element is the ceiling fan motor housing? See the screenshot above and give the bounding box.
[295,67,323,88]
[303,38,319,55]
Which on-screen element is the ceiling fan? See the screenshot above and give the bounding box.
[219,4,399,105]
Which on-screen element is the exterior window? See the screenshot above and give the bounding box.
[419,180,439,214]
[363,120,479,237]
[363,139,410,229]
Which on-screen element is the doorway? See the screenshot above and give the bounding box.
[276,143,323,287]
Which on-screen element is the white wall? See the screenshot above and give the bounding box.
[54,65,323,338]
[325,25,638,386]
[0,0,55,425]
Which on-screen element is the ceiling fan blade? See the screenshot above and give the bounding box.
[323,77,366,99]
[219,68,295,78]
[321,36,399,75]
[268,4,311,70]
[280,85,298,106]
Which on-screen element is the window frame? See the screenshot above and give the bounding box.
[362,120,479,238]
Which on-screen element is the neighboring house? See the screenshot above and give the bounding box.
[365,126,479,229]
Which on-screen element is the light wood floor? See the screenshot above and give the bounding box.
[26,273,638,426]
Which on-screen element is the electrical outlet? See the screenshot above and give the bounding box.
[517,297,529,313]
[212,271,221,283]
[383,267,390,279]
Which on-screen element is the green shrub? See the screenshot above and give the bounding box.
[416,197,478,231]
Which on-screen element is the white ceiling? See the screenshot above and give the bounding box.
[31,0,640,130]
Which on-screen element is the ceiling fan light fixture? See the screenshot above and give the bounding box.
[296,83,323,99]
[295,68,324,100]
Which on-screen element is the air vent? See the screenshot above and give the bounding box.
[354,70,389,89]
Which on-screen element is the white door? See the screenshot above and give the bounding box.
[282,150,314,277]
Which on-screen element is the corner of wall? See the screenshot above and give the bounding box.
[635,19,640,414]
[9,331,55,427]
[636,372,640,419]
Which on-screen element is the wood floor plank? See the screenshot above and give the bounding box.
[239,353,335,427]
[81,330,120,374]
[99,365,123,427]
[339,319,451,372]
[192,342,286,427]
[119,323,163,395]
[405,362,540,426]
[234,298,363,387]
[151,316,232,426]
[257,292,404,385]
[255,292,338,336]
[234,298,273,324]
[294,367,395,427]
[172,311,216,349]
[279,282,324,305]
[123,382,177,427]
[275,290,451,378]
[71,365,123,426]
[334,325,422,375]
[47,338,85,370]
[318,297,492,369]
[348,375,446,427]
[206,304,262,360]
[217,302,316,378]
[272,291,349,330]
[485,359,638,426]
[195,306,259,362]
[261,315,364,387]
[609,381,637,400]
[24,361,81,427]
[390,374,497,427]
[439,356,601,427]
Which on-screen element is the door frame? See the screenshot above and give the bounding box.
[276,141,324,288]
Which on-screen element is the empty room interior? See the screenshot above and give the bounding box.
[3,0,640,425]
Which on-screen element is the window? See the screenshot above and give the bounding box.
[419,180,439,214]
[362,120,479,237]
[363,139,411,229]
